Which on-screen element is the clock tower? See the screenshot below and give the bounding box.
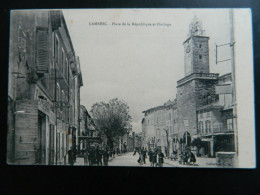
[184,17,210,76]
[176,17,219,140]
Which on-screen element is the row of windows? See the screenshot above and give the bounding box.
[199,112,211,118]
[198,119,233,134]
[53,33,69,81]
[146,113,177,126]
[155,126,175,137]
[198,120,211,134]
[56,83,68,102]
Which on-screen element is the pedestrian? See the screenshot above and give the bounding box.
[137,150,143,165]
[88,147,95,166]
[96,148,103,166]
[103,148,109,166]
[113,150,115,158]
[133,148,136,156]
[68,147,74,166]
[189,151,196,165]
[73,147,77,163]
[148,150,153,166]
[142,148,147,164]
[84,148,89,166]
[93,147,98,165]
[151,149,157,167]
[179,151,189,165]
[158,150,164,167]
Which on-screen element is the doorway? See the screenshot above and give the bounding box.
[48,124,55,165]
[37,111,46,164]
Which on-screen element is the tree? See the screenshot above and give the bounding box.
[90,98,132,150]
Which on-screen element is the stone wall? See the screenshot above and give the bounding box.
[14,100,38,164]
[177,80,197,136]
[192,36,210,74]
[7,97,15,164]
[177,78,218,136]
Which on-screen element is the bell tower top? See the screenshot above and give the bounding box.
[188,16,205,37]
[183,17,210,77]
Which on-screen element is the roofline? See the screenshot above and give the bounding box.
[142,103,177,113]
[219,72,232,79]
[60,11,76,55]
[197,105,224,112]
[183,35,210,44]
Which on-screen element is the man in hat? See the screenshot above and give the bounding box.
[68,147,74,166]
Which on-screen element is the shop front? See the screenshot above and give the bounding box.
[13,97,56,165]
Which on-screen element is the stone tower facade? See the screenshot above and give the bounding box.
[184,36,210,76]
[183,16,210,76]
[177,17,219,141]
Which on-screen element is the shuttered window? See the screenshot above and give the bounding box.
[36,27,49,73]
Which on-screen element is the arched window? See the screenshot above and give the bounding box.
[56,83,60,101]
[183,132,191,146]
[206,120,211,133]
[199,121,204,134]
[54,35,59,62]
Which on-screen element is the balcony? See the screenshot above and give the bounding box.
[198,123,234,136]
[177,73,219,87]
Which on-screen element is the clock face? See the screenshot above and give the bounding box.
[186,45,190,53]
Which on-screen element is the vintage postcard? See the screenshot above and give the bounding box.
[7,9,255,168]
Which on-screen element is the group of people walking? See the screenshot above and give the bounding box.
[67,146,113,166]
[134,147,165,167]
[148,148,165,167]
[83,146,111,166]
[134,147,197,167]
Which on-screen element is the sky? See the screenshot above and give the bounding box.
[62,9,235,133]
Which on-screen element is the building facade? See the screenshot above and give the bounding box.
[78,106,102,154]
[141,17,235,158]
[7,10,83,165]
[142,100,178,156]
[195,73,234,157]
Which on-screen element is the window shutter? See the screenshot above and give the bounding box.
[36,27,49,74]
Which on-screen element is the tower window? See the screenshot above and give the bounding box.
[199,55,202,59]
[199,44,202,48]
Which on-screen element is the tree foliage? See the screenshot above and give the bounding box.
[191,138,204,149]
[90,98,132,149]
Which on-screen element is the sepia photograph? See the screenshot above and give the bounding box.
[7,9,255,168]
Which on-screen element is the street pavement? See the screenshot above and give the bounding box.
[74,152,219,168]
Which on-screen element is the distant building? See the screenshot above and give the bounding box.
[142,100,178,156]
[78,107,101,152]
